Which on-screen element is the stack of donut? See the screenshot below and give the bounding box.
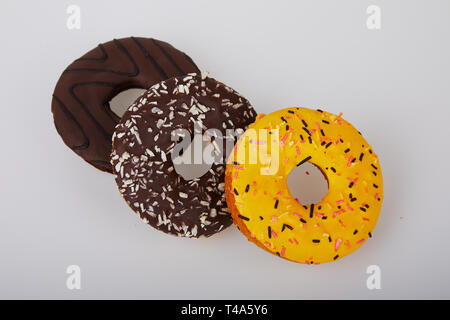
[52,37,383,264]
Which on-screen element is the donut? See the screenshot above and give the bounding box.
[51,37,200,172]
[225,107,383,263]
[111,73,257,237]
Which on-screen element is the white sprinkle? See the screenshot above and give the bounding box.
[156,118,165,129]
[179,192,188,198]
[191,225,198,237]
[146,148,155,157]
[167,99,177,106]
[189,105,200,115]
[197,103,209,113]
[151,106,163,114]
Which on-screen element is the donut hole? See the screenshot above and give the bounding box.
[108,88,147,118]
[287,162,329,206]
[171,135,217,181]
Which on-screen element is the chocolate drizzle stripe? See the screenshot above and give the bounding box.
[132,37,168,79]
[152,39,187,76]
[90,159,112,166]
[52,94,89,150]
[70,81,119,141]
[65,39,139,77]
[182,53,201,74]
[75,44,108,62]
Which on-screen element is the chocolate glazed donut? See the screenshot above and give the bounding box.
[111,74,257,237]
[51,37,200,172]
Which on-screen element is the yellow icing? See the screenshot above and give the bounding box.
[225,107,383,264]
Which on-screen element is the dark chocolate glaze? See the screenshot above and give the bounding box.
[51,37,200,172]
[111,74,257,237]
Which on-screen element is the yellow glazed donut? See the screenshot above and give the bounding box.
[225,107,383,264]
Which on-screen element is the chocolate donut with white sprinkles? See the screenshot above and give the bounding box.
[111,73,256,237]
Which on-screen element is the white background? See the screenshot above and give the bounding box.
[1,0,449,299]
